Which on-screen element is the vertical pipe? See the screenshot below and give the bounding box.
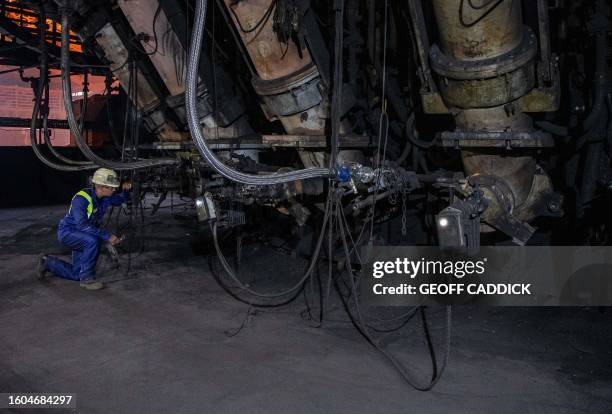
[430,0,539,209]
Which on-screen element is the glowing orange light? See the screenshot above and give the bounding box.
[2,3,83,53]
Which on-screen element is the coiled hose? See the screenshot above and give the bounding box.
[185,0,332,185]
[60,11,177,171]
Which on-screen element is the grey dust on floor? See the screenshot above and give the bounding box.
[0,205,611,414]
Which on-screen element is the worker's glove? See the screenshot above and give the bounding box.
[109,234,123,246]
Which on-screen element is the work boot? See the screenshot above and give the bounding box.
[36,253,49,280]
[80,280,104,290]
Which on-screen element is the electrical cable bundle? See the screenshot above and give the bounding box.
[194,0,452,391]
[29,6,96,172]
[184,0,332,185]
[59,11,177,171]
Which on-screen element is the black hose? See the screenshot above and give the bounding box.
[185,0,331,185]
[41,75,92,166]
[210,188,333,302]
[335,201,451,391]
[59,11,177,171]
[30,77,97,171]
[79,69,88,133]
[28,9,96,172]
[405,113,437,149]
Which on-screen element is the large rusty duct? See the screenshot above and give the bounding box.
[426,0,560,242]
[221,0,326,136]
[117,0,252,140]
[94,22,185,142]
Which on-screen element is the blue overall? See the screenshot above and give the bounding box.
[45,187,129,282]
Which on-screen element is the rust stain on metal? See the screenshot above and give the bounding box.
[432,0,522,60]
[222,0,312,80]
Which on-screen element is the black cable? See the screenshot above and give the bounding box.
[229,0,277,34]
[335,198,452,391]
[405,113,437,149]
[366,307,420,333]
[210,187,333,301]
[420,307,438,381]
[28,14,96,172]
[31,5,92,168]
[225,305,254,337]
[301,263,325,327]
[78,69,89,133]
[459,0,506,27]
[111,3,165,74]
[40,72,90,166]
[187,0,330,184]
[467,0,501,9]
[131,3,164,57]
[60,11,176,170]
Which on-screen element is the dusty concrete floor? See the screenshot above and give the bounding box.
[0,205,611,414]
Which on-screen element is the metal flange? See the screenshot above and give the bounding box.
[429,26,538,80]
[429,27,539,109]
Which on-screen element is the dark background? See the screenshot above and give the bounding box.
[0,147,88,207]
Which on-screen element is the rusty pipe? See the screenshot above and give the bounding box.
[221,0,327,135]
[430,0,551,234]
[223,0,314,80]
[432,0,523,61]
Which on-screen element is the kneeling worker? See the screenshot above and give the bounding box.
[37,168,131,290]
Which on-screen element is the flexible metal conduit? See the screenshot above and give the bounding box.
[185,0,332,185]
[60,11,177,171]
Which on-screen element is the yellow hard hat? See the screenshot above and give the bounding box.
[92,168,120,188]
